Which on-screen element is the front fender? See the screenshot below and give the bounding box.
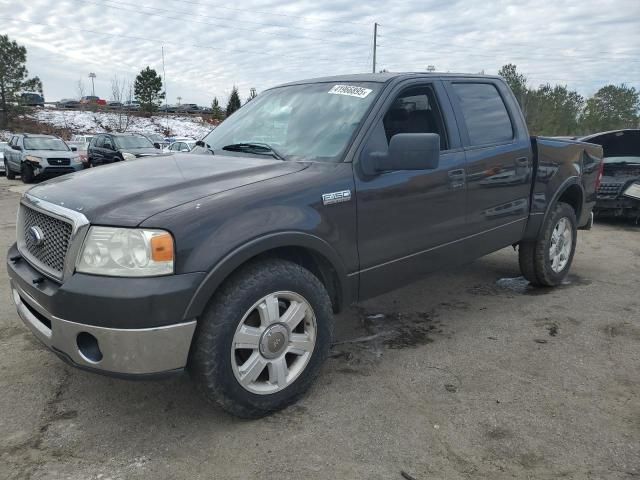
[182,231,353,320]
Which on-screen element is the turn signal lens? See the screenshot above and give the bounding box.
[151,233,174,262]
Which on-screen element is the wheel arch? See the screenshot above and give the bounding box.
[523,176,584,241]
[183,232,354,320]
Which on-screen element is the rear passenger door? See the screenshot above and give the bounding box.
[445,80,532,253]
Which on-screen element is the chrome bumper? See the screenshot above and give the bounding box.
[11,282,196,375]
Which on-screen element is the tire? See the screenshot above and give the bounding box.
[519,202,577,287]
[5,160,15,180]
[21,163,35,184]
[190,259,334,418]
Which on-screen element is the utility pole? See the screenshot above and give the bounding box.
[372,22,378,74]
[88,72,96,96]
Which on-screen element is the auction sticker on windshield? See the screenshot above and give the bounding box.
[328,85,373,98]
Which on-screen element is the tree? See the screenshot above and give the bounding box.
[134,66,164,114]
[498,63,529,117]
[226,86,242,116]
[0,34,42,127]
[108,75,133,132]
[580,84,640,133]
[527,84,584,136]
[210,96,224,120]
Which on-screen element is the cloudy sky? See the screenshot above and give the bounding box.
[2,0,639,105]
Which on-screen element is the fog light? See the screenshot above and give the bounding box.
[77,332,103,363]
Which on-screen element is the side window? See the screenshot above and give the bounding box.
[9,136,15,146]
[94,135,104,148]
[452,83,513,146]
[103,137,114,149]
[382,85,448,150]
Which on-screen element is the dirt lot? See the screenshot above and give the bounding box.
[0,177,638,480]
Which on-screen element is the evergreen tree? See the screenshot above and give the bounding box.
[134,66,165,114]
[211,96,224,120]
[226,86,242,116]
[0,34,42,127]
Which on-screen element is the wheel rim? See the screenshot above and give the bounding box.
[231,291,317,395]
[549,217,572,273]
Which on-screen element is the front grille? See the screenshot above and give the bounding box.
[598,182,625,197]
[20,205,73,278]
[47,158,71,166]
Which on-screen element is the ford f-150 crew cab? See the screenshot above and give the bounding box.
[7,73,603,418]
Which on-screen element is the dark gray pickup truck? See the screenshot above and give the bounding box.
[7,73,603,417]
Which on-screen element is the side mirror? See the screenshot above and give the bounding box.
[153,142,161,149]
[365,133,440,173]
[70,146,77,152]
[195,140,205,147]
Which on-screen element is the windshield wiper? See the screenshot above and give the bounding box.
[222,142,287,161]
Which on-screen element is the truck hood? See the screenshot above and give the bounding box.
[27,153,308,226]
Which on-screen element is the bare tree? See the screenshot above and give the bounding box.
[108,75,133,132]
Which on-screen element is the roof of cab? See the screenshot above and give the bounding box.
[276,72,503,88]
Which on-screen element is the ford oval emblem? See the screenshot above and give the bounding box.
[28,226,45,246]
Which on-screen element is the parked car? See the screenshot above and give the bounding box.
[70,134,94,147]
[57,99,81,109]
[142,133,170,149]
[107,101,124,110]
[20,92,45,107]
[7,72,603,418]
[176,103,200,114]
[80,96,106,106]
[124,101,141,111]
[166,139,197,152]
[87,133,164,166]
[0,141,7,175]
[3,134,83,183]
[586,129,640,220]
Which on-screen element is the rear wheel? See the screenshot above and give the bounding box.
[21,163,35,184]
[190,259,334,418]
[5,160,15,180]
[519,202,577,286]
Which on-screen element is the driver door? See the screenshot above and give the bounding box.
[354,80,468,298]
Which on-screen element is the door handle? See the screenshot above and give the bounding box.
[448,168,465,178]
[515,156,529,166]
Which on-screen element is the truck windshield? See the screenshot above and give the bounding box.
[200,82,381,162]
[23,138,69,151]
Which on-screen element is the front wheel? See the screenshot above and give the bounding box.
[519,201,577,286]
[21,163,35,184]
[190,259,334,418]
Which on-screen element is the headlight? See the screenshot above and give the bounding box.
[70,155,81,164]
[25,155,42,164]
[77,227,174,277]
[623,182,640,200]
[122,152,136,161]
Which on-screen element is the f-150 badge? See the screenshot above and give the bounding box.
[322,190,352,205]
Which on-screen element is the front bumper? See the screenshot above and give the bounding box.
[594,196,640,218]
[11,282,196,376]
[7,243,204,376]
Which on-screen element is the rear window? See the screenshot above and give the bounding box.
[452,83,514,146]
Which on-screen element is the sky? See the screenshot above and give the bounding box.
[1,0,639,106]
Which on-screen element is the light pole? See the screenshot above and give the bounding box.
[177,96,182,105]
[88,72,96,96]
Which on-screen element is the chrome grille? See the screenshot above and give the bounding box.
[20,205,73,277]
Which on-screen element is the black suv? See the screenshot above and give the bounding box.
[87,133,163,166]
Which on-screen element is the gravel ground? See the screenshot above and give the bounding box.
[0,176,638,480]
